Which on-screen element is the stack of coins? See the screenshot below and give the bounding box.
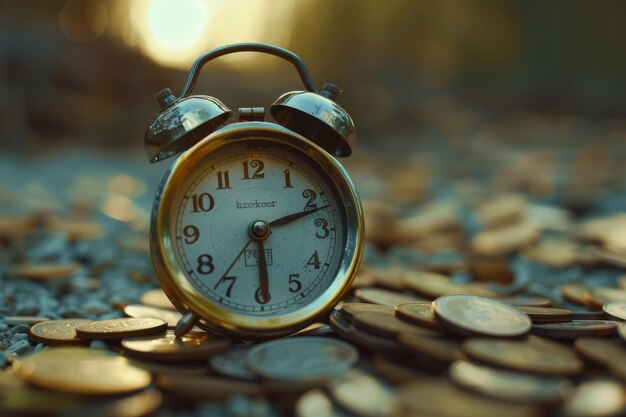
[1,117,626,417]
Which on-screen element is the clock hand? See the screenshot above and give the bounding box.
[219,238,253,280]
[256,238,271,303]
[268,204,331,227]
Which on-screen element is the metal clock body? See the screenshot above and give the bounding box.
[144,43,362,338]
[150,122,363,338]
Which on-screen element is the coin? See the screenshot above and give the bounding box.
[604,302,626,320]
[13,262,80,280]
[354,287,425,307]
[395,378,539,417]
[398,332,463,364]
[371,354,430,385]
[500,295,551,307]
[295,389,352,417]
[123,304,183,328]
[449,360,571,404]
[462,337,583,376]
[76,317,167,340]
[128,358,210,377]
[620,322,626,343]
[209,345,257,380]
[0,370,88,416]
[5,316,50,326]
[12,347,151,394]
[347,323,399,354]
[403,270,497,299]
[574,337,625,368]
[532,320,619,339]
[515,306,573,323]
[156,374,265,399]
[139,288,176,310]
[560,283,587,305]
[246,337,358,383]
[121,330,230,362]
[395,302,439,329]
[433,294,532,337]
[327,369,396,417]
[585,288,626,309]
[29,319,92,346]
[338,303,394,321]
[471,221,540,257]
[562,379,626,417]
[353,311,441,339]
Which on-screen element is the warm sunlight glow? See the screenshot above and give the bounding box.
[122,0,297,69]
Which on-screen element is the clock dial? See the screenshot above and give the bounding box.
[172,139,346,316]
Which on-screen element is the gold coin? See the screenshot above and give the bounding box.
[76,317,167,340]
[29,319,92,346]
[157,374,265,400]
[140,288,176,310]
[398,333,463,364]
[471,221,540,257]
[585,288,626,309]
[515,306,573,323]
[395,302,439,329]
[5,316,50,326]
[499,295,551,307]
[396,378,539,417]
[403,270,497,299]
[449,360,571,404]
[604,301,626,320]
[433,294,532,337]
[13,262,80,280]
[124,304,183,328]
[531,320,618,339]
[371,354,430,385]
[560,283,588,306]
[122,330,230,362]
[462,337,583,376]
[338,303,394,321]
[354,287,425,307]
[12,347,151,394]
[574,337,625,368]
[353,311,441,339]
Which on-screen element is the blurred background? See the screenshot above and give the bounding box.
[1,0,626,216]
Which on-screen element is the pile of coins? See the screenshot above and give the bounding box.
[1,130,626,417]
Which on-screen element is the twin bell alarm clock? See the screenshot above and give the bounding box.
[144,43,364,339]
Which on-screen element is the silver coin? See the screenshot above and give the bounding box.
[246,337,358,382]
[209,345,257,381]
[604,302,626,321]
[327,369,396,417]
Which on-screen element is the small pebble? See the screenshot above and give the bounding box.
[9,324,30,335]
[6,340,31,355]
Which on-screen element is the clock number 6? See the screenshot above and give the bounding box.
[196,254,215,274]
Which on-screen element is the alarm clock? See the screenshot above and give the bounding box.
[144,43,363,339]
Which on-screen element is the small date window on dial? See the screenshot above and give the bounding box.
[244,249,273,267]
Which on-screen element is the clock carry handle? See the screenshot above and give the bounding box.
[179,43,318,97]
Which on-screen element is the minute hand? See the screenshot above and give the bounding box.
[268,204,331,227]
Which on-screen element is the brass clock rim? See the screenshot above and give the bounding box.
[150,121,364,339]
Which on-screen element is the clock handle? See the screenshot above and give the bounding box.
[180,43,318,98]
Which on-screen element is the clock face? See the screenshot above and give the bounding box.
[171,139,346,317]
